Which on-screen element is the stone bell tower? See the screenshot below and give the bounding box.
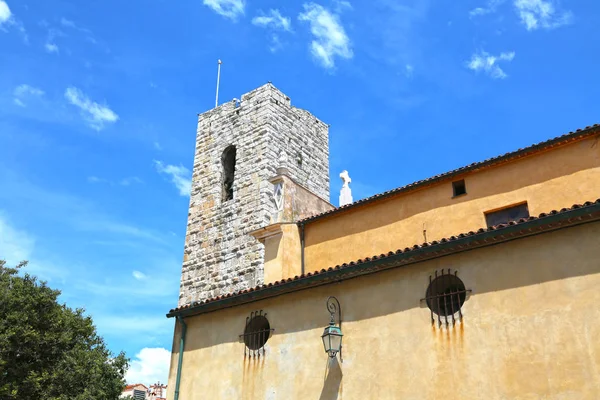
[179,83,330,306]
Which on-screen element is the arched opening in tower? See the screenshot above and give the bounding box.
[222,145,237,202]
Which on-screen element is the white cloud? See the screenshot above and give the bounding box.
[268,34,283,53]
[13,84,44,107]
[469,0,571,30]
[405,64,414,78]
[14,84,44,97]
[87,176,106,184]
[81,275,177,299]
[514,0,572,30]
[470,0,505,17]
[125,348,171,386]
[0,213,35,266]
[0,0,11,26]
[333,0,352,13]
[59,17,93,36]
[45,42,58,53]
[203,0,245,21]
[469,8,487,16]
[252,9,291,31]
[60,17,75,28]
[64,87,119,130]
[298,3,353,69]
[132,270,147,280]
[354,0,427,107]
[153,141,162,151]
[1,170,167,245]
[154,161,191,197]
[57,16,97,45]
[466,50,515,79]
[0,214,69,283]
[82,220,166,244]
[252,9,292,52]
[96,315,174,334]
[44,28,64,54]
[87,176,142,186]
[120,177,143,186]
[0,0,26,42]
[0,211,73,284]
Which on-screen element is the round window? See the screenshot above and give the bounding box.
[243,315,271,350]
[425,273,467,317]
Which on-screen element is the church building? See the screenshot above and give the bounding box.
[166,83,600,399]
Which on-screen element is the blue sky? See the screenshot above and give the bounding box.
[0,0,598,386]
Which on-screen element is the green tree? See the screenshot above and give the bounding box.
[0,260,129,400]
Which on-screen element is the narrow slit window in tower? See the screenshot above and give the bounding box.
[222,145,236,202]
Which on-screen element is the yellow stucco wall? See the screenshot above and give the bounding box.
[167,221,600,400]
[304,136,600,271]
[263,224,302,284]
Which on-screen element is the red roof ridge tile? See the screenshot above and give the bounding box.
[124,383,148,390]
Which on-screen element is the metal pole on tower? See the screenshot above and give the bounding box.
[215,59,222,108]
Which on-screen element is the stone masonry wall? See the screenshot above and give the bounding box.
[179,83,330,306]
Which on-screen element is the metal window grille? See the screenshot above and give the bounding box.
[239,310,274,358]
[133,389,146,400]
[421,269,471,328]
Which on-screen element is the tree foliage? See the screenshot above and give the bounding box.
[0,260,129,400]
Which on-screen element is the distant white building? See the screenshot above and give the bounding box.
[120,383,147,399]
[121,382,167,400]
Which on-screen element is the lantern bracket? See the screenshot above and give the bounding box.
[326,296,342,361]
[327,296,341,326]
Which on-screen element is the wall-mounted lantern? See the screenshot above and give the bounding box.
[321,296,343,361]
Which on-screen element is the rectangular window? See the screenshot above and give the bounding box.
[452,179,467,197]
[485,202,530,227]
[133,389,146,400]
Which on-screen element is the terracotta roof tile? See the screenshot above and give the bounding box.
[169,199,600,316]
[124,383,148,390]
[297,124,600,225]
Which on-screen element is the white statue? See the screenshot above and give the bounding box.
[278,149,288,167]
[339,170,353,206]
[276,149,290,175]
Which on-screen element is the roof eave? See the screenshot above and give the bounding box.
[168,201,600,319]
[297,125,600,225]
